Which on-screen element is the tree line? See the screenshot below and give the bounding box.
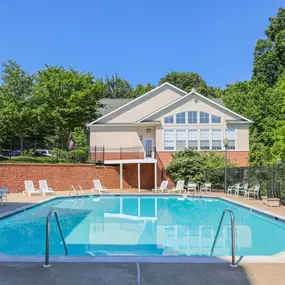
[0,7,285,166]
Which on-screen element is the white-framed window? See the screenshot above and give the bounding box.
[164,129,175,150]
[226,128,236,150]
[176,129,187,151]
[188,129,198,150]
[212,115,221,124]
[200,129,210,150]
[188,111,197,124]
[212,129,222,150]
[164,115,174,124]
[176,112,186,124]
[200,112,209,124]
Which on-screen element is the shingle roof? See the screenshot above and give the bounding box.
[211,98,224,106]
[98,98,133,116]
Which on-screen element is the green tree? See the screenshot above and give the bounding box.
[253,8,285,86]
[31,65,103,149]
[0,60,34,150]
[133,82,155,96]
[103,74,134,98]
[159,71,221,97]
[159,71,207,93]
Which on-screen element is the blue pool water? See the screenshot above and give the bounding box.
[0,196,285,257]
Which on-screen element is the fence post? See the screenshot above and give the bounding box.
[258,166,262,199]
[103,146,105,163]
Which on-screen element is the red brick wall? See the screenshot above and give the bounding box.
[157,151,249,167]
[0,163,156,193]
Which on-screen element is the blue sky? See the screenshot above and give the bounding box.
[0,0,283,88]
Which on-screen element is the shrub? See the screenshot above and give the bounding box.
[51,147,89,163]
[166,149,235,186]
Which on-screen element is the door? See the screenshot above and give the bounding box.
[143,138,154,158]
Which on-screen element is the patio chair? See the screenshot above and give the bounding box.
[236,183,248,197]
[187,182,197,194]
[200,182,212,194]
[92,179,109,194]
[152,180,168,193]
[23,181,43,196]
[227,183,240,195]
[39,180,56,195]
[170,180,185,193]
[0,187,8,206]
[245,184,260,200]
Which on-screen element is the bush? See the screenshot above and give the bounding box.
[166,149,235,186]
[51,147,89,163]
[10,156,35,162]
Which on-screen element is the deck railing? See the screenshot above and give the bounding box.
[90,146,156,164]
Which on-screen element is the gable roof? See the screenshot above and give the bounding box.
[98,98,133,116]
[87,82,187,126]
[137,89,253,123]
[211,98,224,107]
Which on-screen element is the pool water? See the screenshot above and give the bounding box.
[0,196,285,257]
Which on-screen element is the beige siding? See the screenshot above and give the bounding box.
[156,96,238,123]
[108,88,182,123]
[235,126,249,151]
[154,96,249,151]
[90,126,156,149]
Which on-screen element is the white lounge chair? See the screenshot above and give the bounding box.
[23,181,42,196]
[245,184,260,199]
[92,180,109,194]
[227,183,240,195]
[170,180,185,193]
[152,180,168,193]
[200,182,212,194]
[39,180,56,195]
[187,182,197,194]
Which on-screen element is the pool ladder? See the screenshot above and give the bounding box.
[210,209,238,268]
[43,210,68,268]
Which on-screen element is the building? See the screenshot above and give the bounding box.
[87,83,252,190]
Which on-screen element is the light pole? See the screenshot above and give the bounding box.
[223,138,229,193]
[278,158,283,199]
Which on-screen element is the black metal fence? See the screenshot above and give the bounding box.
[90,146,157,163]
[205,165,285,201]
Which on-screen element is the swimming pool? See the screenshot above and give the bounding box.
[0,195,285,257]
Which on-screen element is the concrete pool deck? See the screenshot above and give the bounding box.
[1,189,285,218]
[0,262,284,285]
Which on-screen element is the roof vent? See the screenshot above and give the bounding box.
[191,88,196,92]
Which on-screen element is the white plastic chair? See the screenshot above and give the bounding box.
[187,182,197,194]
[227,183,240,195]
[245,184,260,199]
[23,181,42,196]
[170,180,185,193]
[39,180,56,195]
[92,180,109,193]
[200,182,212,194]
[236,183,248,197]
[152,180,168,193]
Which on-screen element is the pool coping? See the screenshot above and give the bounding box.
[1,193,285,265]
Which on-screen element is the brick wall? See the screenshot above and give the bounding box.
[0,163,157,193]
[157,151,249,167]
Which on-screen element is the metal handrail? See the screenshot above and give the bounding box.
[210,209,237,268]
[43,210,68,268]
